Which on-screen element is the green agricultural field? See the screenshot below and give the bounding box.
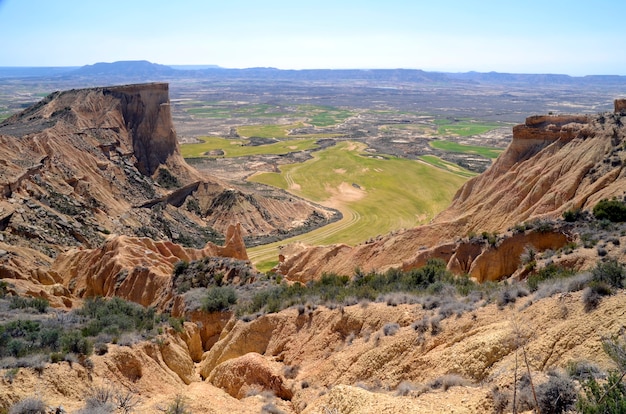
[183,101,354,127]
[419,155,477,178]
[180,137,320,158]
[248,141,470,269]
[237,123,305,139]
[186,103,286,118]
[236,123,343,139]
[298,105,353,127]
[434,118,503,136]
[429,140,503,159]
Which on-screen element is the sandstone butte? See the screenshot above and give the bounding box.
[0,83,333,307]
[1,89,626,413]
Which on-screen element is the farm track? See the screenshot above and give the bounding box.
[247,195,361,266]
[248,166,361,264]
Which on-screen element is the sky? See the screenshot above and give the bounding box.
[0,0,624,76]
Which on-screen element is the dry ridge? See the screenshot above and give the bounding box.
[0,83,335,304]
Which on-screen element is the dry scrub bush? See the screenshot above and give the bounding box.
[8,396,47,414]
[383,323,400,336]
[429,374,471,391]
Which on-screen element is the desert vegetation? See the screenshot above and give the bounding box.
[0,295,175,373]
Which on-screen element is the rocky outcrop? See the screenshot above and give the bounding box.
[277,107,625,280]
[208,352,293,400]
[105,83,180,176]
[47,223,247,308]
[615,98,626,113]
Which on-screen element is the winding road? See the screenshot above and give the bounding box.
[247,202,361,268]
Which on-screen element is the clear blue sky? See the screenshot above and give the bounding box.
[0,0,623,75]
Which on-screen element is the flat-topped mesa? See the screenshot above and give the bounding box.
[512,114,589,142]
[615,98,626,113]
[104,83,179,176]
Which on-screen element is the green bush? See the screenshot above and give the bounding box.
[593,198,626,222]
[156,168,180,189]
[9,296,49,313]
[61,331,93,356]
[591,258,626,288]
[202,286,237,313]
[562,208,583,222]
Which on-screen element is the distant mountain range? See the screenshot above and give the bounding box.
[1,60,625,86]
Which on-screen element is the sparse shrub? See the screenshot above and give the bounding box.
[4,367,18,384]
[437,296,473,319]
[566,360,604,381]
[159,394,191,414]
[491,386,509,414]
[0,280,8,297]
[596,246,608,257]
[577,335,626,413]
[8,396,47,414]
[9,296,49,313]
[61,331,93,356]
[156,167,180,189]
[395,380,416,396]
[202,286,237,313]
[94,342,109,356]
[591,258,626,288]
[527,263,575,292]
[496,283,528,308]
[283,365,300,379]
[383,323,400,336]
[168,317,185,333]
[535,371,577,414]
[521,245,537,268]
[185,198,202,215]
[49,352,64,364]
[582,283,611,311]
[581,233,598,248]
[482,231,498,246]
[429,374,470,391]
[173,260,189,276]
[532,272,591,300]
[534,219,556,233]
[430,316,442,335]
[593,198,626,222]
[261,403,285,414]
[563,208,583,222]
[412,316,430,334]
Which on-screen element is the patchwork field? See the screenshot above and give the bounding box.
[247,141,471,270]
[180,136,320,158]
[434,118,504,136]
[428,140,503,159]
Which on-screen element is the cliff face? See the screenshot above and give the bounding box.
[277,107,626,281]
[106,83,181,176]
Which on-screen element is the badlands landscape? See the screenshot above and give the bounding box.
[0,64,626,413]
